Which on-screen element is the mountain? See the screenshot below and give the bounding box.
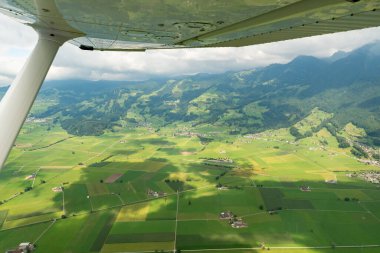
[324,50,350,63]
[22,42,380,146]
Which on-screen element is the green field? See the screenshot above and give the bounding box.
[1,118,380,253]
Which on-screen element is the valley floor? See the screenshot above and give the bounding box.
[1,122,380,253]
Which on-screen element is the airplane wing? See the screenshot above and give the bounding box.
[0,0,380,51]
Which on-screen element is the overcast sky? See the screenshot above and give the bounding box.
[1,13,380,86]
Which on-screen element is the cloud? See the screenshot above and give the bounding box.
[0,14,37,49]
[1,12,380,86]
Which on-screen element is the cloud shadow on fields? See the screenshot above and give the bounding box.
[2,151,380,253]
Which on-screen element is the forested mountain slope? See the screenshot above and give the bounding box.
[2,42,379,145]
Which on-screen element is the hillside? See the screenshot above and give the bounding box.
[16,42,380,146]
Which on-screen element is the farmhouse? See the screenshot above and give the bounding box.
[219,211,234,220]
[52,186,63,192]
[147,189,166,198]
[6,242,34,253]
[24,174,36,180]
[299,185,311,192]
[231,219,248,228]
[217,185,229,190]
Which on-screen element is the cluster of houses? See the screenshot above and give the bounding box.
[346,171,380,184]
[243,132,297,145]
[204,157,234,164]
[244,132,280,141]
[353,142,380,167]
[244,133,262,140]
[173,131,207,138]
[355,142,374,156]
[219,211,248,228]
[147,189,167,198]
[25,117,48,123]
[6,242,34,253]
[359,158,380,167]
[231,219,248,228]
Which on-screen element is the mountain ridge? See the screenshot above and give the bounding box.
[3,42,380,146]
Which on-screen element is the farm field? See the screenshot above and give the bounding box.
[1,120,380,253]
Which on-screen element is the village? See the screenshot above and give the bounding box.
[173,131,207,138]
[358,158,380,167]
[346,170,380,184]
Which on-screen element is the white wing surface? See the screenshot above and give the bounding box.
[1,0,380,51]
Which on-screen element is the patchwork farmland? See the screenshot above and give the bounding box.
[1,120,380,253]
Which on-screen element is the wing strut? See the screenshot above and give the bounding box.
[0,33,67,169]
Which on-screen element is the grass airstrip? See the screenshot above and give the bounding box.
[1,119,380,253]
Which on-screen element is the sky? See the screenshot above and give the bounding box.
[1,13,380,86]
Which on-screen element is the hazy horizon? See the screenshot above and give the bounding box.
[1,13,380,87]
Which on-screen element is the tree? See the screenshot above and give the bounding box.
[304,131,312,138]
[336,136,350,148]
[351,145,368,158]
[289,126,303,140]
[24,186,33,192]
